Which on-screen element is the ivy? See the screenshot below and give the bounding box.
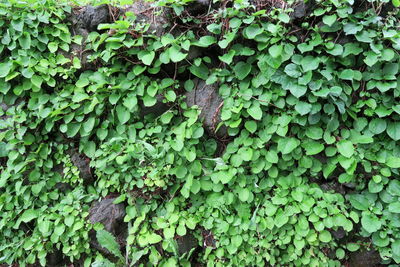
[0,0,400,266]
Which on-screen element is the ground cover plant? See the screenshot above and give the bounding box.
[0,0,400,266]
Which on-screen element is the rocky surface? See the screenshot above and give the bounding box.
[89,198,125,232]
[177,234,199,256]
[140,94,169,118]
[348,249,381,267]
[88,198,127,255]
[185,79,226,137]
[69,149,93,183]
[71,5,110,37]
[124,0,170,36]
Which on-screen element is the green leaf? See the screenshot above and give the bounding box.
[349,194,369,211]
[369,118,386,134]
[219,50,235,64]
[48,42,58,53]
[268,44,283,58]
[278,138,300,154]
[19,32,31,49]
[295,101,312,115]
[302,141,324,155]
[168,46,187,62]
[319,230,332,242]
[189,64,209,80]
[0,62,12,78]
[247,102,262,120]
[361,213,381,233]
[322,14,337,26]
[234,61,252,80]
[392,239,400,263]
[20,209,39,223]
[194,36,216,47]
[11,19,24,31]
[148,233,163,244]
[393,0,400,7]
[140,51,155,66]
[387,157,400,168]
[387,122,400,141]
[336,140,354,158]
[245,121,257,133]
[388,202,400,213]
[32,75,43,88]
[238,188,250,202]
[301,56,319,72]
[244,24,263,39]
[278,13,290,23]
[96,229,123,259]
[116,105,130,124]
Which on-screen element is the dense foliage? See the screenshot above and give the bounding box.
[0,0,400,266]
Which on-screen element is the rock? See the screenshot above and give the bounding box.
[348,249,381,267]
[69,149,94,183]
[290,1,307,19]
[140,94,169,117]
[320,181,346,195]
[177,234,199,256]
[46,249,64,267]
[185,0,211,16]
[89,198,126,232]
[331,227,346,239]
[185,79,226,137]
[88,198,127,255]
[71,5,110,35]
[250,0,285,10]
[124,1,170,36]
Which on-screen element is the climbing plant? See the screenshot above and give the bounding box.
[0,0,400,266]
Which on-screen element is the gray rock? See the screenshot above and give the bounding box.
[177,234,199,256]
[140,94,169,117]
[185,0,211,15]
[124,0,170,36]
[348,249,381,267]
[71,5,110,34]
[69,149,93,183]
[320,182,346,195]
[331,227,346,239]
[88,198,126,256]
[88,198,125,233]
[185,79,226,137]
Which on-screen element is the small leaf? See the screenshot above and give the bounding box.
[323,14,337,26]
[247,102,262,120]
[116,105,130,124]
[96,229,123,259]
[234,61,251,80]
[0,62,12,78]
[361,213,381,233]
[168,46,187,62]
[336,140,354,158]
[140,51,155,66]
[20,209,39,223]
[278,138,300,154]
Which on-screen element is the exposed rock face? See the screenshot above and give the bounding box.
[88,198,127,255]
[89,198,125,232]
[71,5,110,36]
[67,5,110,69]
[140,94,169,118]
[185,79,226,137]
[185,0,211,15]
[348,249,381,267]
[177,234,199,256]
[331,227,346,239]
[69,150,93,183]
[124,0,170,36]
